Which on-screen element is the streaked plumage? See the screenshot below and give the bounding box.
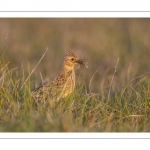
[31,51,87,101]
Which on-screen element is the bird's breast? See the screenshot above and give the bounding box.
[60,70,75,97]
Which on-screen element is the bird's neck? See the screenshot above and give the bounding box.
[61,65,74,72]
[60,66,75,76]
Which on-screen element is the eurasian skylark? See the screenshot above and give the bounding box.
[31,51,87,101]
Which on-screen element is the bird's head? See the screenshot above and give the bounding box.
[62,50,88,71]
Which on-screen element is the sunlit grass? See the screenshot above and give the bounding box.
[0,55,150,132]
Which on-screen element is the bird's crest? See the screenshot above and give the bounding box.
[66,50,78,58]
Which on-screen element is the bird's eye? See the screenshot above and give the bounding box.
[71,58,74,61]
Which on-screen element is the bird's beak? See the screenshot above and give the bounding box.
[75,59,88,68]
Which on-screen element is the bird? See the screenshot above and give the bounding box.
[31,50,88,102]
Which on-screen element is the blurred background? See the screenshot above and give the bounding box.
[0,18,150,92]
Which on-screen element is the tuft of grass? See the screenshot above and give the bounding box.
[0,55,150,132]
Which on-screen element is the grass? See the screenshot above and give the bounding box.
[1,18,150,132]
[1,54,150,132]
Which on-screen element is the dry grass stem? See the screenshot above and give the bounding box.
[108,57,119,99]
[20,47,48,90]
[89,69,98,93]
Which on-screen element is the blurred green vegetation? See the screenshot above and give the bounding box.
[1,18,150,91]
[1,18,150,132]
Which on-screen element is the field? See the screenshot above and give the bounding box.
[0,18,150,132]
